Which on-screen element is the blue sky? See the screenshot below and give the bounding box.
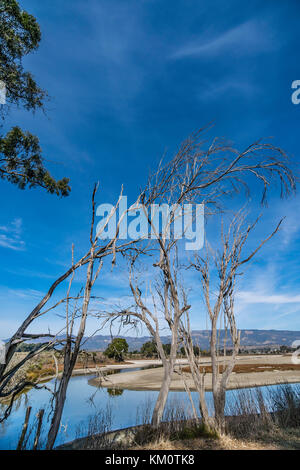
[1,0,300,338]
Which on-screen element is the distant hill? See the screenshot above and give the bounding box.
[81,329,300,351]
[15,329,300,351]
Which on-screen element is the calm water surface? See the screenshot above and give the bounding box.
[0,370,299,450]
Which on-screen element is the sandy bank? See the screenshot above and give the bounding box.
[38,359,175,383]
[89,355,300,391]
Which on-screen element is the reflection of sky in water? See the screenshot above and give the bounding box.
[0,373,299,450]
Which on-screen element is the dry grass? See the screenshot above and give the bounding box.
[21,352,133,382]
[132,385,300,451]
[182,363,300,374]
[132,428,300,450]
[133,435,278,450]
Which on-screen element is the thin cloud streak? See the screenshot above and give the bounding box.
[170,19,275,60]
[237,291,300,305]
[0,218,25,251]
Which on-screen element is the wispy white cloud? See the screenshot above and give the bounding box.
[277,198,300,247]
[198,78,258,102]
[6,288,44,300]
[4,267,57,280]
[0,218,25,251]
[237,291,300,305]
[170,19,276,60]
[53,0,151,121]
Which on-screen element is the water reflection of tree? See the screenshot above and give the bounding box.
[0,390,29,413]
[0,391,30,437]
[107,388,123,397]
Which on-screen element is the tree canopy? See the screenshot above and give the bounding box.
[0,0,70,196]
[104,338,129,362]
[140,341,158,358]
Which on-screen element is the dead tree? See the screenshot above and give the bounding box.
[17,406,32,450]
[179,312,211,429]
[0,185,139,425]
[45,187,101,448]
[143,132,295,428]
[45,275,97,448]
[0,128,295,442]
[132,245,191,428]
[142,128,296,210]
[33,409,45,450]
[45,185,147,449]
[190,211,284,434]
[100,128,296,428]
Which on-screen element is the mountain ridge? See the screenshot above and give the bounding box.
[21,329,300,351]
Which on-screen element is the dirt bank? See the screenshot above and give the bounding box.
[89,355,300,391]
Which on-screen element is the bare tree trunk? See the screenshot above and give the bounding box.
[179,314,211,429]
[198,381,210,427]
[17,406,32,450]
[189,357,210,428]
[45,260,95,450]
[191,211,279,435]
[151,361,172,427]
[33,409,44,450]
[46,372,71,449]
[210,313,229,435]
[176,366,199,422]
[0,186,136,424]
[151,311,180,427]
[100,133,293,435]
[212,328,240,435]
[213,388,226,434]
[46,186,104,449]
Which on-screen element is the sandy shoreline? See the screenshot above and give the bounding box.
[89,355,300,392]
[38,359,176,383]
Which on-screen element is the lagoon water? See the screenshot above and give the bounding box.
[0,371,299,450]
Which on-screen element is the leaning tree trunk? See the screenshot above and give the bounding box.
[179,315,211,429]
[213,387,226,435]
[210,317,226,435]
[190,361,210,429]
[151,321,179,428]
[211,325,240,435]
[213,329,240,435]
[46,368,72,449]
[46,241,99,450]
[151,361,172,427]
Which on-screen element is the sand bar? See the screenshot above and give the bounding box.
[89,355,300,391]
